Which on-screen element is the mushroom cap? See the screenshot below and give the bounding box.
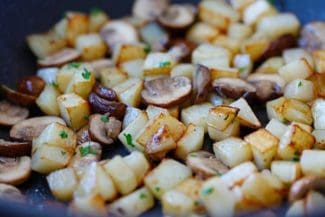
[212,78,256,99]
[76,125,91,146]
[142,76,192,108]
[0,183,25,202]
[0,100,29,126]
[17,75,46,97]
[0,84,36,107]
[158,4,195,30]
[0,156,31,185]
[37,48,81,67]
[0,139,31,157]
[10,116,66,142]
[193,64,211,104]
[132,0,169,21]
[93,83,118,101]
[249,80,283,103]
[289,176,325,203]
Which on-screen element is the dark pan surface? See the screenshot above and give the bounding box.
[0,0,324,216]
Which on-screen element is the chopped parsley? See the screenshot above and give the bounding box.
[159,61,171,68]
[83,115,89,121]
[202,187,214,196]
[123,133,135,148]
[68,62,81,69]
[190,153,197,157]
[100,114,110,123]
[155,187,161,192]
[90,7,103,16]
[79,145,97,157]
[298,81,303,87]
[292,151,300,162]
[82,68,91,80]
[51,82,59,88]
[238,67,247,74]
[61,151,66,156]
[144,45,151,54]
[139,193,147,199]
[59,130,68,139]
[224,114,229,121]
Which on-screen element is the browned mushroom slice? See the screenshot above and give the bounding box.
[89,114,122,145]
[17,75,46,97]
[100,20,138,50]
[186,151,229,179]
[0,156,31,185]
[140,22,170,51]
[0,139,31,157]
[132,0,169,21]
[212,78,256,99]
[299,21,325,52]
[76,125,91,146]
[142,76,192,108]
[0,84,36,107]
[10,116,66,142]
[0,183,25,202]
[37,48,81,67]
[93,83,118,102]
[158,4,195,32]
[193,64,211,104]
[249,80,283,103]
[167,39,196,62]
[88,93,126,120]
[0,100,29,126]
[289,176,325,203]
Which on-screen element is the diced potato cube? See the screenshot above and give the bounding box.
[212,35,241,55]
[162,190,195,217]
[285,199,305,217]
[271,161,301,184]
[76,33,107,61]
[146,105,169,120]
[283,48,314,68]
[282,98,313,125]
[266,97,286,122]
[284,79,316,102]
[57,93,90,130]
[210,67,240,79]
[241,37,270,61]
[255,57,285,74]
[313,50,325,74]
[208,119,240,141]
[312,99,325,130]
[277,123,315,160]
[230,0,256,12]
[123,151,150,184]
[170,64,194,79]
[312,129,325,149]
[243,0,277,26]
[144,159,191,199]
[244,129,279,170]
[175,124,204,160]
[122,106,143,129]
[175,178,203,204]
[228,23,253,41]
[230,98,261,129]
[192,44,231,68]
[232,54,253,78]
[213,137,253,168]
[88,8,109,32]
[300,150,325,176]
[144,52,176,76]
[113,78,143,107]
[207,106,239,131]
[120,59,144,79]
[102,156,138,195]
[113,43,147,65]
[186,22,219,44]
[108,187,155,217]
[100,67,128,88]
[70,194,107,217]
[279,58,314,82]
[36,84,61,116]
[265,118,288,139]
[47,168,78,201]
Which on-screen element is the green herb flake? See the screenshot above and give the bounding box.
[144,45,151,54]
[90,7,103,16]
[139,193,147,199]
[190,153,197,157]
[202,187,214,196]
[216,171,223,176]
[224,114,229,121]
[68,62,81,69]
[84,115,89,121]
[123,133,135,148]
[155,187,161,192]
[61,151,66,156]
[292,151,300,162]
[79,145,97,157]
[100,114,110,123]
[298,81,303,87]
[194,200,200,206]
[51,82,59,88]
[59,130,68,139]
[82,68,91,80]
[238,67,247,74]
[159,61,171,68]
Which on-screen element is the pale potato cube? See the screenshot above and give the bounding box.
[305,191,325,216]
[255,57,285,74]
[313,50,325,73]
[186,22,219,44]
[122,107,143,129]
[36,84,61,116]
[210,67,240,79]
[283,48,314,68]
[113,43,147,65]
[143,52,176,76]
[47,168,78,201]
[232,54,253,78]
[241,37,270,61]
[162,190,195,217]
[181,103,213,133]
[100,67,128,88]
[265,118,288,139]
[170,64,194,79]
[228,23,253,41]
[200,177,235,217]
[192,44,231,68]
[108,187,155,217]
[207,106,239,131]
[230,0,255,12]
[96,165,118,201]
[244,129,279,170]
[89,9,109,32]
[175,124,205,160]
[271,161,301,184]
[300,150,325,176]
[243,0,276,26]
[120,59,144,79]
[57,93,90,130]
[312,99,325,130]
[279,58,313,82]
[113,78,143,107]
[76,33,107,61]
[146,105,169,120]
[174,178,203,203]
[282,98,313,125]
[266,97,286,122]
[37,67,59,84]
[208,119,240,141]
[213,137,253,168]
[284,79,316,102]
[230,98,261,129]
[144,159,191,199]
[212,35,241,55]
[70,194,107,217]
[102,156,138,195]
[123,151,150,184]
[285,199,305,217]
[312,129,325,149]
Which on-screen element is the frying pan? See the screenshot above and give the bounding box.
[0,0,324,216]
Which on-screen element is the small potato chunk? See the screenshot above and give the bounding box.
[282,98,313,125]
[305,191,325,216]
[113,43,147,65]
[170,64,194,79]
[102,156,138,195]
[313,129,325,149]
[100,67,128,89]
[277,123,315,160]
[283,48,314,68]
[284,79,316,102]
[89,8,109,32]
[271,161,301,184]
[207,106,239,131]
[143,52,176,76]
[200,177,235,217]
[113,78,143,107]
[123,151,150,184]
[122,107,143,130]
[208,119,240,141]
[108,187,155,217]
[285,199,305,217]
[228,23,253,41]
[230,98,261,129]
[279,58,313,82]
[300,150,325,176]
[312,99,325,130]
[57,93,90,130]
[175,124,204,160]
[212,35,241,55]
[186,22,219,44]
[162,190,195,217]
[70,194,107,217]
[232,54,253,79]
[199,0,239,31]
[144,159,191,199]
[244,129,279,170]
[230,0,255,12]
[36,84,61,116]
[181,103,213,133]
[266,97,286,122]
[146,105,169,120]
[313,50,325,73]
[192,44,231,68]
[255,56,285,74]
[265,119,288,139]
[241,36,270,61]
[213,137,253,168]
[210,67,240,79]
[120,59,144,79]
[47,168,78,201]
[76,33,107,61]
[55,63,86,92]
[243,0,277,26]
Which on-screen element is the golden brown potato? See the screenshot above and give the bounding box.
[186,22,219,44]
[100,67,128,89]
[113,43,147,66]
[313,50,325,73]
[76,33,107,61]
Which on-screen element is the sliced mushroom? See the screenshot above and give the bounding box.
[93,83,118,102]
[249,80,283,103]
[0,84,36,106]
[186,151,229,179]
[289,176,325,203]
[132,0,169,21]
[193,64,211,104]
[17,75,46,97]
[212,78,256,99]
[142,76,192,108]
[0,139,31,157]
[158,4,195,32]
[100,20,138,51]
[10,116,66,142]
[89,114,122,145]
[37,48,81,67]
[299,21,325,52]
[88,93,126,120]
[0,183,25,202]
[0,100,29,126]
[140,22,170,51]
[0,156,31,185]
[76,125,91,146]
[167,39,196,62]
